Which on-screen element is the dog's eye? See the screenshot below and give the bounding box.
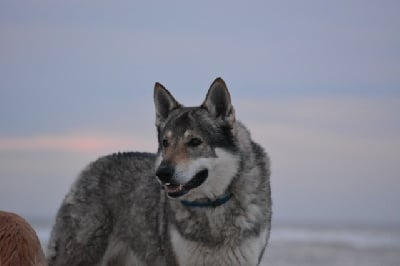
[162,139,169,148]
[187,137,202,147]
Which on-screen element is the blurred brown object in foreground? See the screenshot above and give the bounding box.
[0,211,46,266]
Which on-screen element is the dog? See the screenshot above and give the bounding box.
[0,210,47,266]
[47,78,272,265]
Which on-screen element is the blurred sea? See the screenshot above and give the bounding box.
[34,223,400,266]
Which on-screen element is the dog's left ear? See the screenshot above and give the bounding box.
[154,82,181,127]
[202,77,235,128]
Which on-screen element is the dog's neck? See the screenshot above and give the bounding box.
[179,192,233,208]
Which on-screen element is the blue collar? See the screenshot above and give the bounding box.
[180,193,233,208]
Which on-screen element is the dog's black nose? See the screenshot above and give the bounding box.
[156,164,174,183]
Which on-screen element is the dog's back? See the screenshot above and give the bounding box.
[0,211,46,266]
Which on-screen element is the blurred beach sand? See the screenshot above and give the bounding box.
[262,241,400,266]
[260,225,400,266]
[36,223,400,266]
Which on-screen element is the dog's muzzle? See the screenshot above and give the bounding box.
[156,166,209,198]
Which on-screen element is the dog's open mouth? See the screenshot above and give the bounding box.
[163,169,208,198]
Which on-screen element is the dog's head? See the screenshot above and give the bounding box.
[153,78,240,200]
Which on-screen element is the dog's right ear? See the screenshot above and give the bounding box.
[154,82,181,127]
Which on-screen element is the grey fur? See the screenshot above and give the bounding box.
[48,78,272,266]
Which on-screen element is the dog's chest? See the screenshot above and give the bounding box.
[169,225,268,266]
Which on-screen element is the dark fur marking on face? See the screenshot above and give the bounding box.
[158,107,238,154]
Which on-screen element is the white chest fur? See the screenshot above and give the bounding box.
[170,225,268,266]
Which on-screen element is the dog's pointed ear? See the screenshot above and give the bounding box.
[154,82,181,127]
[202,77,235,128]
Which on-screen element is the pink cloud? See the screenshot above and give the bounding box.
[0,134,156,153]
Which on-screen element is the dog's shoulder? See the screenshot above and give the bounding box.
[91,152,156,174]
[82,151,156,182]
[63,152,158,206]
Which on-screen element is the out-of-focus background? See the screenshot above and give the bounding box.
[1,1,399,265]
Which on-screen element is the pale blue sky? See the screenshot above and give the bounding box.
[0,0,399,225]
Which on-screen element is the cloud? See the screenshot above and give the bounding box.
[238,96,400,138]
[0,133,156,153]
[0,132,157,216]
[1,96,399,224]
[237,97,400,224]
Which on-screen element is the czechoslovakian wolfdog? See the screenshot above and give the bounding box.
[48,78,272,265]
